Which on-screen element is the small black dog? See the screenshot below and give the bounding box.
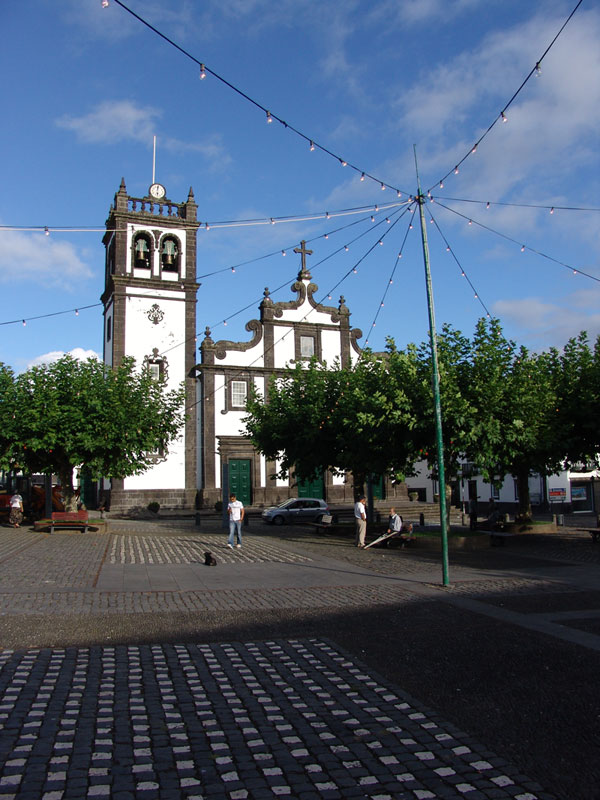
[204,551,217,566]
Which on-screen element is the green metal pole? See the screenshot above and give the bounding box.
[414,146,450,586]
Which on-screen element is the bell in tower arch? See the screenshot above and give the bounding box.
[134,234,151,269]
[161,237,179,271]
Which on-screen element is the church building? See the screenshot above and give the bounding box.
[101,179,395,512]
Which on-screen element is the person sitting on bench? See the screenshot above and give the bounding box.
[387,508,403,536]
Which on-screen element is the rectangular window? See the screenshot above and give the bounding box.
[491,484,500,500]
[513,479,519,501]
[300,335,315,358]
[231,380,248,408]
[149,363,161,381]
[106,317,112,342]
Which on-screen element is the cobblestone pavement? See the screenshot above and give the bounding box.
[0,522,599,798]
[0,638,553,800]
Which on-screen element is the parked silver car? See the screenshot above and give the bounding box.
[261,498,329,525]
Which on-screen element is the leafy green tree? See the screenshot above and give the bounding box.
[549,332,600,468]
[465,320,561,520]
[0,355,185,510]
[243,347,419,491]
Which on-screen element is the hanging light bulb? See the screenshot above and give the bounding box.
[474,293,478,299]
[468,219,472,226]
[370,215,375,222]
[375,205,379,212]
[550,207,554,214]
[281,250,286,256]
[397,190,402,198]
[471,144,477,153]
[454,166,459,174]
[340,159,347,167]
[223,320,228,326]
[380,183,385,191]
[266,110,273,123]
[328,294,332,300]
[270,218,275,224]
[352,268,357,274]
[324,233,329,239]
[573,269,578,275]
[535,62,542,77]
[101,0,109,6]
[360,172,365,181]
[378,240,383,246]
[521,245,525,252]
[398,253,402,259]
[461,271,465,277]
[309,140,315,151]
[446,245,450,252]
[22,320,26,326]
[439,181,444,189]
[409,223,413,229]
[199,64,206,80]
[44,226,49,236]
[344,245,349,251]
[75,309,79,316]
[205,223,210,230]
[385,218,390,224]
[486,201,490,209]
[501,111,508,123]
[231,267,235,273]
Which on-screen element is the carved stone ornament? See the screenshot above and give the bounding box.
[147,303,164,325]
[142,348,169,381]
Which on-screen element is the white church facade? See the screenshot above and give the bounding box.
[100,180,382,512]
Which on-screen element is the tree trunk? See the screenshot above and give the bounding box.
[516,470,532,522]
[58,466,78,512]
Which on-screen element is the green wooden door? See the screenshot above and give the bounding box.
[297,475,325,499]
[370,474,384,500]
[229,459,251,506]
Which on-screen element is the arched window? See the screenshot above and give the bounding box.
[161,236,179,272]
[133,233,152,269]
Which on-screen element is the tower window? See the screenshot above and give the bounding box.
[106,316,112,342]
[161,236,180,272]
[133,234,152,269]
[300,335,315,358]
[143,348,169,381]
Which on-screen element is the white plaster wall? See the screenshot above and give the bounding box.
[275,458,289,487]
[122,287,186,489]
[218,345,264,368]
[274,327,295,369]
[332,473,345,486]
[260,454,266,487]
[321,329,342,366]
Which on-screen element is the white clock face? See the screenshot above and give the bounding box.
[149,183,166,199]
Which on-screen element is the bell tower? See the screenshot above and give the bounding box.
[101,178,200,512]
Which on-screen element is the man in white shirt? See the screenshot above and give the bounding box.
[354,495,367,548]
[227,494,245,549]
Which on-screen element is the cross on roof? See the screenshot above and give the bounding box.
[294,240,313,273]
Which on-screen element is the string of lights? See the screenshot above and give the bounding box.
[430,196,600,214]
[101,0,582,216]
[426,0,584,195]
[195,202,409,280]
[0,303,102,329]
[433,199,600,283]
[363,217,415,347]
[426,208,492,319]
[182,208,411,413]
[160,207,408,359]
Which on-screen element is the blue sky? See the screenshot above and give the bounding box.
[1,0,599,372]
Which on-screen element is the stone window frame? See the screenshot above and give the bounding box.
[294,324,322,362]
[143,348,169,382]
[221,373,251,415]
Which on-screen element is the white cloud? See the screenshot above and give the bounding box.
[0,230,92,287]
[27,348,100,369]
[493,289,600,350]
[55,100,231,166]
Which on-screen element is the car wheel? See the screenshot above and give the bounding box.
[273,515,285,526]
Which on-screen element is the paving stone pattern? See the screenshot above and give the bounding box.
[109,536,313,565]
[0,638,554,800]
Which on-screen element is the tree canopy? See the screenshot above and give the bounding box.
[0,355,185,509]
[243,318,600,520]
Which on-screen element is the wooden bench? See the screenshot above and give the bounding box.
[50,511,89,534]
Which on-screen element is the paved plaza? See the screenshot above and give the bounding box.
[0,519,599,798]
